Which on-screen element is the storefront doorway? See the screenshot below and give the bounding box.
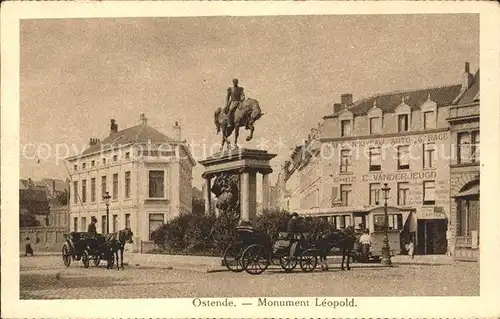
[416,219,447,254]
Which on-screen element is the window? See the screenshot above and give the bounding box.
[73,217,78,232]
[423,111,435,130]
[397,145,410,170]
[374,214,403,231]
[149,171,165,198]
[101,176,107,198]
[125,152,130,160]
[73,181,78,204]
[125,213,131,229]
[423,181,436,205]
[125,171,131,198]
[457,198,479,237]
[330,215,351,230]
[397,182,409,206]
[112,174,118,200]
[398,114,409,132]
[112,214,118,233]
[353,215,367,230]
[161,151,175,157]
[471,130,480,163]
[341,120,351,137]
[340,184,351,206]
[369,183,380,205]
[113,155,118,162]
[149,213,164,240]
[101,215,107,234]
[74,165,77,171]
[81,179,87,203]
[369,117,381,135]
[423,143,436,168]
[369,147,382,171]
[102,158,107,165]
[91,160,95,167]
[91,178,96,202]
[82,163,86,170]
[81,217,87,232]
[340,150,351,173]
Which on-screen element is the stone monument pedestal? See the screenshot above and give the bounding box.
[199,148,277,222]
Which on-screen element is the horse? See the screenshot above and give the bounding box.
[313,226,357,271]
[105,228,134,270]
[214,98,264,151]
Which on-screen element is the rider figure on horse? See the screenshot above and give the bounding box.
[287,212,301,258]
[87,216,98,237]
[225,78,245,128]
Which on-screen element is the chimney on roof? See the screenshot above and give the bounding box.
[341,94,353,107]
[140,113,148,125]
[333,103,343,114]
[173,121,181,141]
[462,61,473,89]
[110,119,118,134]
[89,138,99,146]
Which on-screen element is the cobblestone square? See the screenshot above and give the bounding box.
[20,255,479,299]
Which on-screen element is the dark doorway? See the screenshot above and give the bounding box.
[416,219,447,254]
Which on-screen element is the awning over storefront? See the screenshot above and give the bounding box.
[403,211,417,232]
[452,184,479,198]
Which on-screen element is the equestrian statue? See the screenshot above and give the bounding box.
[214,78,264,151]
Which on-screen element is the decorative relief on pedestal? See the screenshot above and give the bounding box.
[210,172,240,218]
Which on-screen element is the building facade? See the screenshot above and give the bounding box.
[66,114,196,251]
[281,62,476,255]
[448,68,480,261]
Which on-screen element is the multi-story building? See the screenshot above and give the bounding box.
[66,114,196,251]
[448,67,480,261]
[284,62,476,255]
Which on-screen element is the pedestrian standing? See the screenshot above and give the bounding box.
[406,239,414,259]
[358,229,371,262]
[25,237,34,257]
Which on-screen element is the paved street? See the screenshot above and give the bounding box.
[19,253,479,299]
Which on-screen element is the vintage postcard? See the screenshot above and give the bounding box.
[2,1,500,318]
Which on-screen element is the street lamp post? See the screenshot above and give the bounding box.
[380,183,392,266]
[103,191,111,234]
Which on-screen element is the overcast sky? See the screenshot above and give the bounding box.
[20,14,479,188]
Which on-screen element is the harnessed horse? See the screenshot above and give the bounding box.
[313,226,357,271]
[105,228,134,270]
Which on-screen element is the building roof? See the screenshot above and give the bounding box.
[333,84,462,117]
[457,69,480,105]
[19,189,50,214]
[78,124,176,157]
[41,179,68,193]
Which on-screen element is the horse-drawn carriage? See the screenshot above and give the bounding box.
[62,232,114,268]
[222,226,319,275]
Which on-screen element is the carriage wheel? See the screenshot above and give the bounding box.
[299,249,318,272]
[223,244,244,272]
[241,244,269,275]
[81,251,90,268]
[279,255,297,273]
[93,255,101,267]
[62,244,71,267]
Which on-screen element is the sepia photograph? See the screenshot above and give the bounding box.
[2,2,500,318]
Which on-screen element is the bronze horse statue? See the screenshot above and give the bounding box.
[214,98,264,151]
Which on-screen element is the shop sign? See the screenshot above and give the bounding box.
[329,132,449,148]
[362,170,437,183]
[416,206,447,219]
